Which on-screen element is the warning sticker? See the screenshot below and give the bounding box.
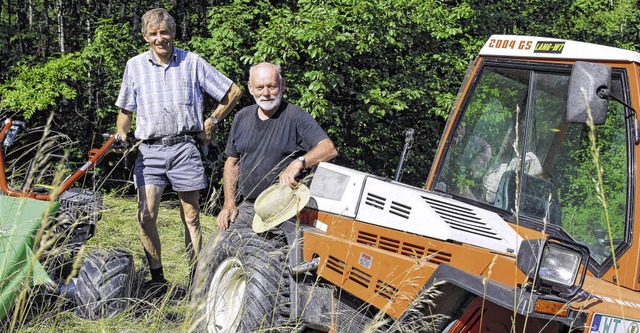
[358,252,373,269]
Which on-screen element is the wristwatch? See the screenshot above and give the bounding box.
[209,115,218,124]
[297,156,307,169]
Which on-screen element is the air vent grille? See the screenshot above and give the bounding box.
[375,280,399,301]
[399,240,425,257]
[364,193,385,209]
[423,196,501,240]
[363,192,413,220]
[426,249,452,264]
[327,255,346,275]
[356,231,452,263]
[349,267,372,288]
[357,231,378,246]
[379,236,400,252]
[389,201,411,219]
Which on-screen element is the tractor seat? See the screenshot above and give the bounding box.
[493,170,561,227]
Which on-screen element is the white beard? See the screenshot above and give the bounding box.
[255,93,282,113]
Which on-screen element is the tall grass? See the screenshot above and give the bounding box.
[0,110,220,332]
[8,194,217,333]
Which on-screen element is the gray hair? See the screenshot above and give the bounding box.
[141,8,176,35]
[249,62,284,85]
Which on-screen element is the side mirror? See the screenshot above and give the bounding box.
[566,61,611,125]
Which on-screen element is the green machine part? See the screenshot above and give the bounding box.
[0,195,59,321]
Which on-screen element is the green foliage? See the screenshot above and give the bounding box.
[559,109,628,241]
[567,0,640,50]
[82,19,142,119]
[188,0,265,83]
[0,53,86,119]
[0,0,638,189]
[189,0,474,185]
[467,0,640,50]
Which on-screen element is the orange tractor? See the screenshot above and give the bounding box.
[191,35,640,332]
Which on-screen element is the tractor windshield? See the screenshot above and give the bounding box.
[434,59,631,273]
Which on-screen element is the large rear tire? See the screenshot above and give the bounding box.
[189,228,288,333]
[74,248,135,319]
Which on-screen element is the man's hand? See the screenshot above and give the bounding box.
[279,159,304,187]
[204,117,215,142]
[205,83,242,142]
[216,203,238,230]
[278,139,337,187]
[218,157,240,230]
[112,132,131,153]
[115,109,133,153]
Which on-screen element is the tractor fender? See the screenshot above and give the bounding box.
[403,263,587,328]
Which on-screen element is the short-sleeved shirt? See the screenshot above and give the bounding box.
[225,102,329,200]
[115,47,232,140]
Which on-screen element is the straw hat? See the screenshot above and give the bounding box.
[252,183,311,233]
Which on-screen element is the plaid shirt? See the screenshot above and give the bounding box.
[115,47,232,140]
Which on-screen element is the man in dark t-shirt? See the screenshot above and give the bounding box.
[217,62,337,231]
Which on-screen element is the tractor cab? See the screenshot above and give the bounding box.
[429,35,640,292]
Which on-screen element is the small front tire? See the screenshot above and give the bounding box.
[74,248,135,319]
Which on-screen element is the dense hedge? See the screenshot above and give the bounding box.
[0,0,637,189]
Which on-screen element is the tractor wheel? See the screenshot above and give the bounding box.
[74,248,135,319]
[189,227,288,333]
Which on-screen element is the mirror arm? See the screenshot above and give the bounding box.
[607,93,640,145]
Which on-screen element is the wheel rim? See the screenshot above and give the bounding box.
[205,257,247,333]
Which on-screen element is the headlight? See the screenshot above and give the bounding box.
[539,242,582,288]
[517,237,589,298]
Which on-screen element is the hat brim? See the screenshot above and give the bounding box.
[252,185,311,233]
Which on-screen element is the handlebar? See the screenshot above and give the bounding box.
[0,118,120,200]
[2,119,25,154]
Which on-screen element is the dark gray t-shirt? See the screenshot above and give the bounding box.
[225,102,329,200]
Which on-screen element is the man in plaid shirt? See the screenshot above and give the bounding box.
[115,8,242,298]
